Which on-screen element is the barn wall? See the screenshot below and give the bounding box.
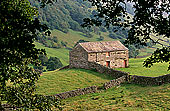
[88,53,97,62]
[69,45,88,69]
[88,50,129,68]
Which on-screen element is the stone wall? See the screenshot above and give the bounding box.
[55,86,98,99]
[85,61,129,79]
[129,74,170,86]
[55,63,129,100]
[103,75,127,90]
[54,74,128,100]
[70,61,129,78]
[58,65,69,71]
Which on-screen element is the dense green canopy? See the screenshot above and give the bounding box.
[0,0,59,110]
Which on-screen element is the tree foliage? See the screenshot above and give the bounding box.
[82,0,170,70]
[29,0,92,33]
[0,0,60,110]
[46,57,63,71]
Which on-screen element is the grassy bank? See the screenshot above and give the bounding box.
[60,83,170,110]
[36,69,113,95]
[35,42,69,66]
[35,57,170,110]
[117,58,170,77]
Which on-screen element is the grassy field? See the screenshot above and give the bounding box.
[36,58,170,95]
[35,29,116,66]
[35,42,69,66]
[51,29,114,48]
[36,69,113,95]
[36,57,170,110]
[117,58,170,77]
[60,84,170,111]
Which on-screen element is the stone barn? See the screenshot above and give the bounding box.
[69,41,129,69]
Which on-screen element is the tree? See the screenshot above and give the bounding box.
[0,0,60,110]
[82,0,170,70]
[46,57,63,71]
[39,54,49,66]
[128,45,139,58]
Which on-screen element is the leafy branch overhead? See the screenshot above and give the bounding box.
[82,0,170,69]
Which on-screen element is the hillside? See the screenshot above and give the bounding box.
[117,58,170,77]
[36,58,170,110]
[61,84,170,110]
[34,42,69,66]
[36,69,113,95]
[29,0,138,62]
[50,29,114,48]
[36,58,170,95]
[31,0,170,67]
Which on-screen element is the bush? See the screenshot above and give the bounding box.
[46,57,63,71]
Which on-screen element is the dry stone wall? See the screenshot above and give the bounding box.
[129,74,170,86]
[55,86,98,99]
[70,61,129,79]
[58,65,69,71]
[103,75,127,90]
[56,62,170,100]
[88,61,129,78]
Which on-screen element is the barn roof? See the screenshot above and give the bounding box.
[79,41,128,53]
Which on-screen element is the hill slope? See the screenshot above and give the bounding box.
[61,84,170,110]
[35,42,69,66]
[117,58,170,77]
[36,69,113,95]
[35,58,170,110]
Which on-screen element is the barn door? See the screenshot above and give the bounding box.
[106,61,110,67]
[124,60,127,68]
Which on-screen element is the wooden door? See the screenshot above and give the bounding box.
[106,61,110,67]
[124,60,127,68]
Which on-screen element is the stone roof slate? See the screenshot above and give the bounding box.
[79,41,128,53]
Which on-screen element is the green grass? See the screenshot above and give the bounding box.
[36,58,170,95]
[117,58,170,77]
[34,29,170,110]
[34,42,69,66]
[35,29,115,66]
[35,58,170,110]
[36,69,113,95]
[51,29,114,48]
[60,84,170,111]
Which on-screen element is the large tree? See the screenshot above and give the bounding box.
[82,0,170,69]
[0,0,60,110]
